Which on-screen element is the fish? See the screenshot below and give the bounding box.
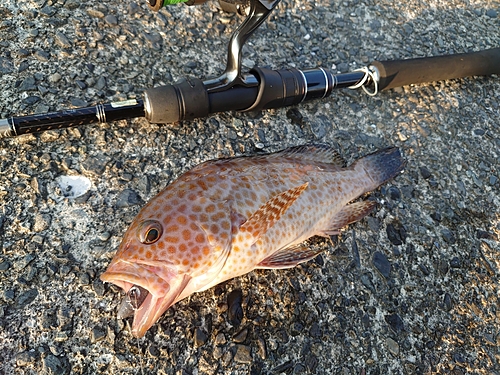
[100,144,405,337]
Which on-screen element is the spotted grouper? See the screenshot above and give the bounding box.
[101,144,405,337]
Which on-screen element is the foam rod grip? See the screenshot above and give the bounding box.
[372,48,500,90]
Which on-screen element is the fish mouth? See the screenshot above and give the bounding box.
[100,260,191,338]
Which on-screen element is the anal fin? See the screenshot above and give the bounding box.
[321,200,377,236]
[257,243,325,269]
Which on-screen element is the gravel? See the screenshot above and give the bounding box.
[1,0,499,374]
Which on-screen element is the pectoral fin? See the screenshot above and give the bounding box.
[239,183,309,240]
[320,200,376,236]
[257,243,325,269]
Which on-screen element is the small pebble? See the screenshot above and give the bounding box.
[105,14,118,25]
[289,322,304,336]
[14,254,35,271]
[386,337,400,356]
[18,76,36,91]
[55,31,72,48]
[87,8,105,18]
[257,337,267,359]
[33,213,51,232]
[227,289,243,326]
[443,293,453,311]
[273,360,294,373]
[450,257,461,268]
[90,326,106,343]
[385,313,405,334]
[486,9,497,18]
[0,260,11,271]
[16,351,37,366]
[372,251,391,279]
[115,189,142,208]
[194,328,208,347]
[40,6,57,17]
[43,354,69,374]
[441,228,456,244]
[34,50,50,62]
[233,345,252,364]
[419,166,432,179]
[99,231,111,241]
[213,346,224,360]
[15,288,38,309]
[305,355,318,372]
[386,223,405,245]
[215,332,226,346]
[232,328,248,343]
[49,73,62,83]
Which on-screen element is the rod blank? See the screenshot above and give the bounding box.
[372,48,500,91]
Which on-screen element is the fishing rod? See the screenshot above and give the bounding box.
[1,0,499,139]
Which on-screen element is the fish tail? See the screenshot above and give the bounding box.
[358,147,405,187]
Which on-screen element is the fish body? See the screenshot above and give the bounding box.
[101,145,404,337]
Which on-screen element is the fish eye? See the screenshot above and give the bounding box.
[139,220,163,244]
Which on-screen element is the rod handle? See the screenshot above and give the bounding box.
[372,48,500,90]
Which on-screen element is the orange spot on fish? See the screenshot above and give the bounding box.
[197,180,208,190]
[145,251,152,259]
[157,242,165,250]
[182,259,190,266]
[210,224,220,234]
[179,244,187,252]
[166,224,179,233]
[202,246,210,255]
[193,205,202,212]
[164,236,179,243]
[212,211,225,221]
[182,229,191,241]
[195,233,205,243]
[177,215,187,225]
[206,204,216,213]
[178,204,187,213]
[167,245,176,254]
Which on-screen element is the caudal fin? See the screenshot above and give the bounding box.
[359,147,405,187]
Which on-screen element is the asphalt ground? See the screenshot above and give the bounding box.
[0,0,499,374]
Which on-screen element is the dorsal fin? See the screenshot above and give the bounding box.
[238,183,309,241]
[271,144,345,166]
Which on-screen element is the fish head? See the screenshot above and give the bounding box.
[101,195,234,337]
